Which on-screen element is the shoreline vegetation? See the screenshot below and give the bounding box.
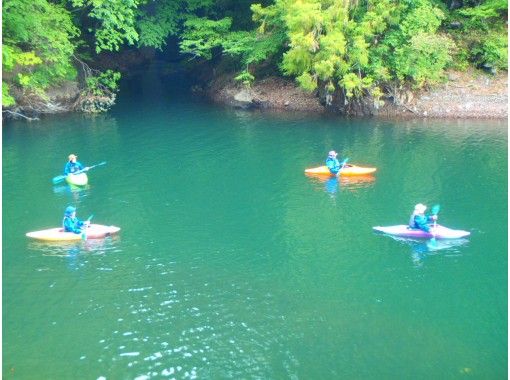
[206,69,508,119]
[2,0,507,121]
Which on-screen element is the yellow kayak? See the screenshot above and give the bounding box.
[65,173,88,186]
[305,164,377,176]
[26,224,120,241]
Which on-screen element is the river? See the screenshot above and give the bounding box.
[3,74,507,379]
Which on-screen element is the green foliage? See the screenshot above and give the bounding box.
[472,32,508,70]
[222,30,284,66]
[458,0,507,28]
[85,70,121,96]
[70,0,139,53]
[394,33,454,86]
[2,82,16,107]
[136,1,180,50]
[180,17,232,59]
[249,0,460,101]
[2,0,79,103]
[296,72,317,92]
[235,70,255,87]
[449,0,508,71]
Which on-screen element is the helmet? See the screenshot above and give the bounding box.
[328,150,337,157]
[65,206,76,216]
[68,154,77,161]
[414,203,427,213]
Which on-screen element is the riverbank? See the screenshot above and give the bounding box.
[207,69,508,119]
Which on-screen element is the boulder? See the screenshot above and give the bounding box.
[232,88,255,109]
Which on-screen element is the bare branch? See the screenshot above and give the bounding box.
[2,110,40,121]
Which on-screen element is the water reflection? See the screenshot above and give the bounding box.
[28,237,121,270]
[53,184,90,198]
[382,235,469,267]
[52,183,90,202]
[305,173,376,195]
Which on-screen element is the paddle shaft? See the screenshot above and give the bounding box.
[337,158,349,176]
[52,161,106,184]
[74,161,107,175]
[82,215,93,240]
[430,204,440,239]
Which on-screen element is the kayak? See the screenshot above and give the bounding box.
[305,165,377,176]
[26,224,120,241]
[65,173,88,186]
[373,224,470,239]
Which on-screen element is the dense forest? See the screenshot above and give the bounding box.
[2,0,508,113]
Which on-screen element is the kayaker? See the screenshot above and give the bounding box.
[64,154,87,175]
[63,206,89,234]
[408,203,437,232]
[326,150,343,175]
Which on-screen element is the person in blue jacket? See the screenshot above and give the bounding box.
[63,206,89,234]
[326,150,343,175]
[64,154,87,175]
[408,203,437,232]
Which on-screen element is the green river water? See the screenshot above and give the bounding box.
[3,75,508,379]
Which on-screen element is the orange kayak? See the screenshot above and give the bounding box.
[26,224,120,241]
[304,164,377,176]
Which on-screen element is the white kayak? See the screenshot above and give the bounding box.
[373,224,470,239]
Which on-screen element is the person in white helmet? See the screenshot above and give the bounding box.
[326,150,344,175]
[409,203,437,232]
[64,154,88,175]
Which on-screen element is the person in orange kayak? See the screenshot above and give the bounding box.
[64,154,88,175]
[408,203,438,232]
[63,206,89,234]
[326,150,344,175]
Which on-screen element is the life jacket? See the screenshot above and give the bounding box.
[326,157,340,173]
[63,216,80,233]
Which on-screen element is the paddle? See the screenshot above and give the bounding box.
[52,161,107,184]
[430,204,441,243]
[336,158,349,176]
[81,214,94,241]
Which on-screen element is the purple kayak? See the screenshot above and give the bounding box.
[373,224,470,239]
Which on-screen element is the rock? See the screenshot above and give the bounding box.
[45,81,80,104]
[232,88,255,109]
[449,0,462,10]
[233,89,252,102]
[448,72,460,81]
[255,99,271,109]
[481,63,497,75]
[284,101,290,106]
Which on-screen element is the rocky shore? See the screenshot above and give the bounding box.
[207,69,508,119]
[4,79,116,120]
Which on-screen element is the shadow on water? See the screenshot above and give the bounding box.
[113,61,204,109]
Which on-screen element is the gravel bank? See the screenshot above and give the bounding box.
[208,69,507,119]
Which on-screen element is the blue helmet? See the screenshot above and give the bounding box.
[65,206,76,216]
